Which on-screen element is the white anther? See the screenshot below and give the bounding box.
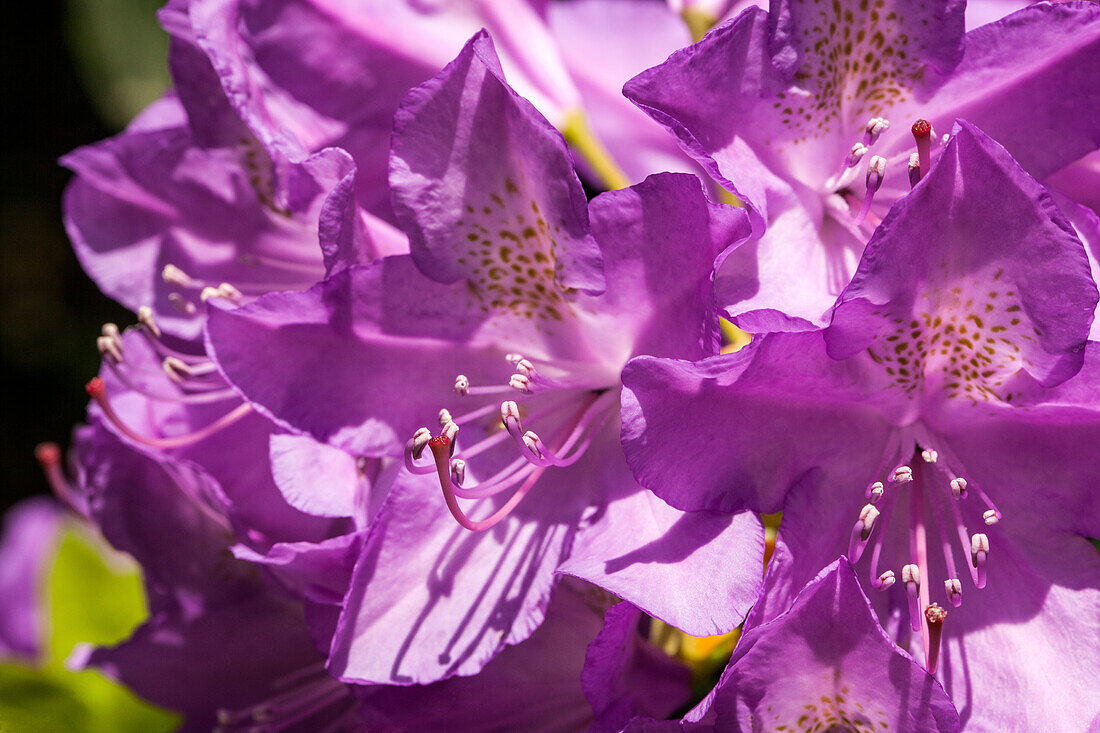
[200,283,242,303]
[440,420,459,443]
[162,356,190,383]
[901,564,921,586]
[438,408,453,428]
[162,264,194,288]
[505,353,524,364]
[522,431,542,459]
[847,142,869,168]
[137,306,161,338]
[858,503,880,540]
[513,359,536,378]
[941,133,950,146]
[411,427,432,458]
[971,533,989,559]
[167,292,197,315]
[453,375,469,396]
[921,449,938,463]
[889,465,913,484]
[877,570,896,589]
[859,503,880,525]
[950,477,968,499]
[450,459,466,486]
[868,481,884,503]
[501,400,521,423]
[509,374,531,393]
[944,578,963,604]
[865,155,887,190]
[96,336,123,363]
[865,116,890,144]
[983,509,1000,525]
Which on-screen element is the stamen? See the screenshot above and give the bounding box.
[450,458,466,486]
[869,481,884,503]
[912,119,932,182]
[875,570,896,589]
[86,377,252,450]
[162,264,195,288]
[970,533,989,589]
[983,509,999,525]
[509,374,532,393]
[137,306,161,338]
[924,603,947,674]
[889,464,913,484]
[929,486,963,606]
[97,335,123,363]
[846,142,869,168]
[403,427,435,475]
[920,449,938,463]
[104,358,237,404]
[950,477,968,499]
[35,442,87,516]
[454,375,470,396]
[902,564,922,632]
[847,503,880,562]
[867,483,898,587]
[200,283,244,304]
[428,434,549,532]
[944,578,963,607]
[908,153,921,188]
[864,116,891,145]
[167,292,198,315]
[854,156,886,226]
[438,408,453,427]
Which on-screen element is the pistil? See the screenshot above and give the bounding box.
[912,120,932,181]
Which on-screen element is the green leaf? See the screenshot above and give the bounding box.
[44,528,147,665]
[0,664,178,733]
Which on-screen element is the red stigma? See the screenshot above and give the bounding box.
[428,435,451,448]
[911,119,932,138]
[34,442,61,466]
[85,377,105,396]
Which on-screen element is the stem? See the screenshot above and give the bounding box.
[561,109,631,191]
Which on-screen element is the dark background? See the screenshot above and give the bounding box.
[1,0,164,514]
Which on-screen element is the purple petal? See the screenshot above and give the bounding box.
[560,487,764,637]
[390,31,603,295]
[582,601,692,733]
[358,580,628,731]
[826,121,1098,389]
[269,434,363,520]
[585,172,751,361]
[620,332,894,514]
[700,558,960,732]
[232,532,365,606]
[327,465,589,685]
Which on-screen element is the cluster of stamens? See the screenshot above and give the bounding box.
[159,252,323,316]
[87,309,253,450]
[847,442,1001,674]
[826,116,948,236]
[405,353,617,532]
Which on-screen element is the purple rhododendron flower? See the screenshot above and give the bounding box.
[624,558,960,732]
[625,0,1100,332]
[621,122,1100,729]
[205,32,766,686]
